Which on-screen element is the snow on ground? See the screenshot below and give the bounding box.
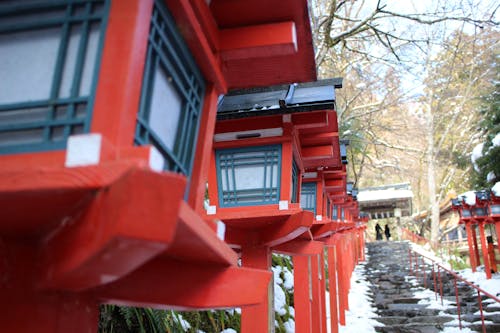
[325,256,380,333]
[411,241,500,299]
[456,268,500,299]
[326,244,500,333]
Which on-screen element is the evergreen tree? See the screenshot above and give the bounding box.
[471,80,500,188]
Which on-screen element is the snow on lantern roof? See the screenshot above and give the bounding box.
[217,78,343,120]
[492,182,500,197]
[458,191,477,206]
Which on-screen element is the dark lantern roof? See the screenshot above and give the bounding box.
[217,78,343,120]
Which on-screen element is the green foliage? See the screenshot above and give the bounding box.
[472,80,500,188]
[99,305,184,333]
[98,254,297,333]
[439,247,469,271]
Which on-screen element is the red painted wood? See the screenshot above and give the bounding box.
[319,250,328,333]
[241,246,273,333]
[220,21,297,60]
[311,253,322,333]
[0,162,141,236]
[40,168,186,290]
[92,0,152,146]
[281,140,294,201]
[189,0,220,53]
[293,255,313,333]
[478,223,492,279]
[472,225,481,269]
[293,111,328,130]
[337,237,346,325]
[327,246,339,333]
[212,204,302,225]
[97,256,270,309]
[225,211,314,248]
[165,201,238,265]
[301,132,339,146]
[0,150,65,172]
[215,115,283,133]
[166,0,227,92]
[466,223,478,271]
[210,0,316,89]
[0,241,99,333]
[188,85,219,214]
[273,239,324,256]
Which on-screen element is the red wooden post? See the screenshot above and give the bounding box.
[495,222,500,255]
[311,253,322,333]
[337,236,347,325]
[293,255,313,333]
[319,250,328,333]
[478,223,492,279]
[0,241,100,333]
[472,225,482,268]
[241,246,273,333]
[465,222,478,271]
[327,246,339,333]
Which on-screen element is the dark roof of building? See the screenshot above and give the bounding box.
[217,78,343,120]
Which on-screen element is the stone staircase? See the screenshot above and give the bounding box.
[365,241,500,333]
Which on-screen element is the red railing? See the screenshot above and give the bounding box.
[401,228,429,245]
[409,248,500,332]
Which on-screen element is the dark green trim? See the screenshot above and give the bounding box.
[0,0,110,154]
[291,159,299,203]
[300,182,317,215]
[215,145,282,207]
[135,0,205,178]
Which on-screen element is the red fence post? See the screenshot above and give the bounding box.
[327,246,339,333]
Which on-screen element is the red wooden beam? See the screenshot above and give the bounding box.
[302,145,334,160]
[97,257,271,310]
[40,167,186,291]
[224,210,314,248]
[273,239,324,256]
[220,21,297,60]
[257,211,314,247]
[165,201,237,265]
[166,0,227,92]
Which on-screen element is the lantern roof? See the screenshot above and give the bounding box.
[217,78,342,120]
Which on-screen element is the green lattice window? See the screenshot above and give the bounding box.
[332,205,338,220]
[291,159,299,203]
[216,145,282,207]
[300,182,317,214]
[135,0,205,175]
[0,0,109,153]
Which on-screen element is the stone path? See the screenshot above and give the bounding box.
[364,241,500,333]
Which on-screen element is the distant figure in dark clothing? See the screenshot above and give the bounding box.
[384,224,391,240]
[375,223,383,240]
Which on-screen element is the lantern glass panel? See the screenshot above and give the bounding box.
[0,0,109,153]
[491,205,500,215]
[332,205,338,220]
[135,0,205,176]
[473,207,487,216]
[461,209,471,217]
[216,145,281,207]
[149,65,182,151]
[300,182,316,214]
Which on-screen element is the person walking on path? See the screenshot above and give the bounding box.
[384,224,391,240]
[375,223,383,240]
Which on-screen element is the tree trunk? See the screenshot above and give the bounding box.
[426,103,440,248]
